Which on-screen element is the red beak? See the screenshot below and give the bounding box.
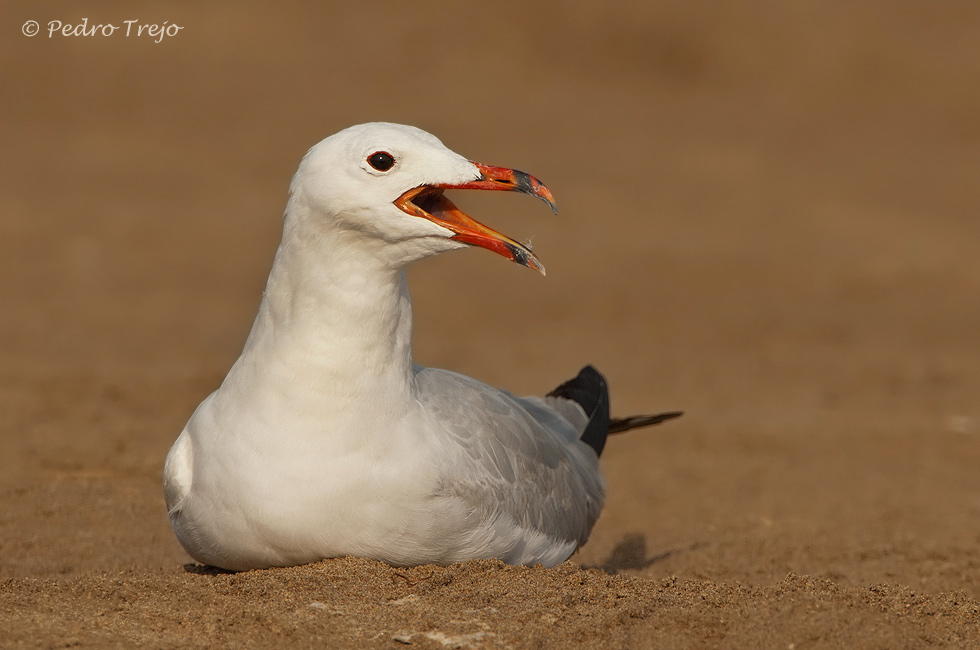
[394,163,556,275]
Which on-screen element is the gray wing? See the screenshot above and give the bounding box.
[414,367,605,550]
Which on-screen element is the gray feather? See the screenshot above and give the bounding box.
[413,368,605,548]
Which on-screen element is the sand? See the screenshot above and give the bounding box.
[2,1,979,647]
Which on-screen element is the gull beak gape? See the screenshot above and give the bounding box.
[394,162,557,275]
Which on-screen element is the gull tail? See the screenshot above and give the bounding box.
[548,365,682,457]
[610,411,683,433]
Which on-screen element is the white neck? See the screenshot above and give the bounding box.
[218,208,417,428]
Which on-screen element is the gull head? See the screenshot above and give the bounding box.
[286,123,556,274]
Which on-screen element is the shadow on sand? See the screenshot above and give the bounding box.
[182,563,236,575]
[594,532,703,573]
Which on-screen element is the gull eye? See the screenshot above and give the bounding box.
[367,151,395,172]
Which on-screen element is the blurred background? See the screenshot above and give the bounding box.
[1,1,978,595]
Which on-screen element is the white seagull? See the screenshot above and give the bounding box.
[164,123,681,571]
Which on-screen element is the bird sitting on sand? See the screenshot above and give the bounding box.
[164,123,681,571]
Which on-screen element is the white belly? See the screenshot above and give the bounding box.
[164,395,565,570]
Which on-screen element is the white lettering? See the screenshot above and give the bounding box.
[41,18,182,42]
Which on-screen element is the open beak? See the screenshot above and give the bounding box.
[394,162,556,275]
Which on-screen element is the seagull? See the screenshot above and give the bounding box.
[164,123,681,571]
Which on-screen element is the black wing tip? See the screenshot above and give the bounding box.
[609,411,684,434]
[548,365,610,457]
[549,366,683,456]
[547,366,607,411]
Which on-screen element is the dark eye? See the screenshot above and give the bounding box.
[368,151,395,172]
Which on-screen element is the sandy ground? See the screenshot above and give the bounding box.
[2,1,980,647]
